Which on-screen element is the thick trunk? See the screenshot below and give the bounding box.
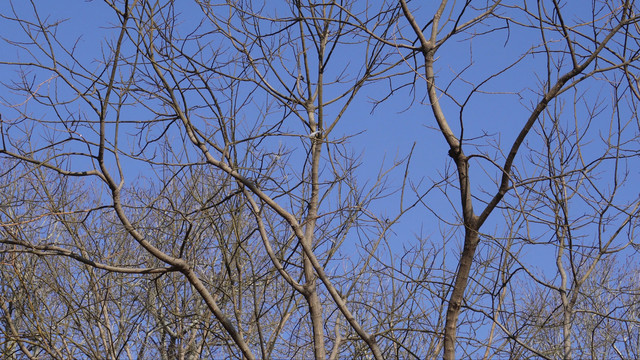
[443,225,480,360]
[304,254,327,360]
[443,154,479,360]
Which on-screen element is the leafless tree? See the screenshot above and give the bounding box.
[2,1,640,359]
[396,0,640,359]
[0,1,402,359]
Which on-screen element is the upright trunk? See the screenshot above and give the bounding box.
[304,254,327,360]
[303,105,326,359]
[443,225,480,360]
[443,153,479,360]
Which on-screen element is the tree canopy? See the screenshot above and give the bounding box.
[1,1,640,359]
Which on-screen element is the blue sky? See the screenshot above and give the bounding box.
[1,0,634,289]
[0,0,634,298]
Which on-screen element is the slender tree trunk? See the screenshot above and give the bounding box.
[303,107,326,359]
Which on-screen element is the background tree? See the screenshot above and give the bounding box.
[1,1,400,359]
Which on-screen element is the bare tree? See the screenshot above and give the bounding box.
[2,1,640,359]
[396,0,640,359]
[1,1,401,359]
